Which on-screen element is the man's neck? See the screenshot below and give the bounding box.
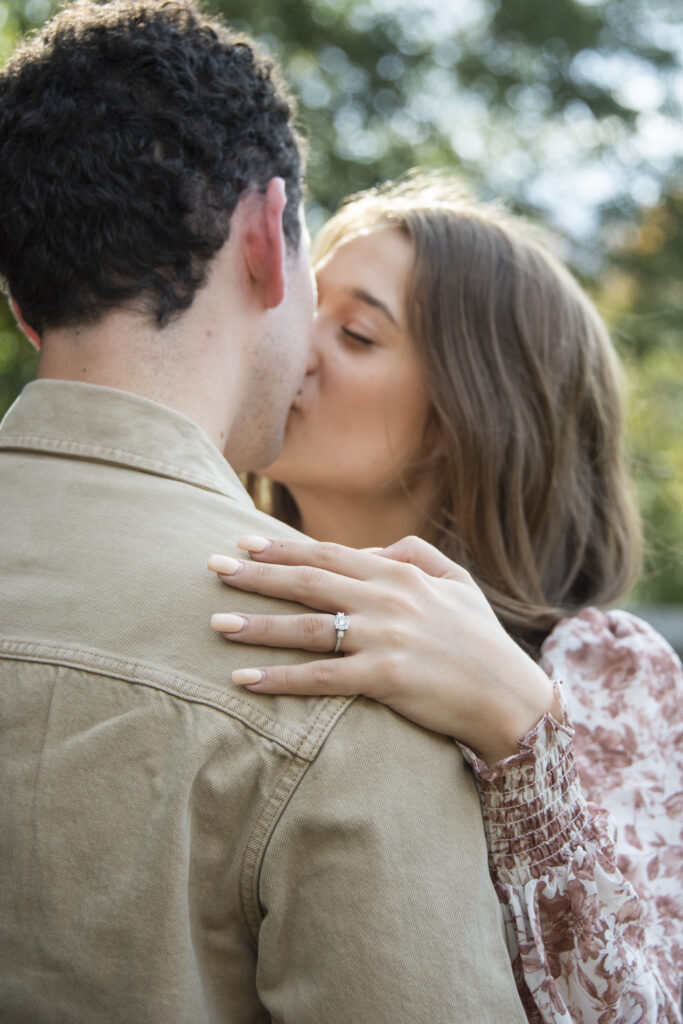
[37,310,234,454]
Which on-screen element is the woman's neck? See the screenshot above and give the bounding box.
[286,485,431,549]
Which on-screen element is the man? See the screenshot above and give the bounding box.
[0,2,526,1021]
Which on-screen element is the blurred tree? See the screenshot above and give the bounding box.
[0,302,38,415]
[598,189,683,603]
[210,0,683,241]
[1,0,681,603]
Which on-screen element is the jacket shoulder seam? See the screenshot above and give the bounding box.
[0,638,353,759]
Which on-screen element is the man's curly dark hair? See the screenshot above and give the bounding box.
[0,0,305,334]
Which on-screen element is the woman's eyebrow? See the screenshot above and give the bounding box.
[351,287,398,327]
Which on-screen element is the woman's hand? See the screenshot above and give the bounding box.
[208,535,559,765]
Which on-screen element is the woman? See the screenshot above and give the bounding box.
[208,177,682,1022]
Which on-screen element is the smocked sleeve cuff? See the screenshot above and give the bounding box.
[459,685,590,886]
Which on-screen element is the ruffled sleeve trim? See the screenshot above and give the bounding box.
[459,685,594,885]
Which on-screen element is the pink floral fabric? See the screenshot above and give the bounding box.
[465,608,682,1023]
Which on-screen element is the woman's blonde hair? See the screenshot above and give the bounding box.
[258,175,642,657]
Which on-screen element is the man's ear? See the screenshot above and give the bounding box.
[10,298,42,349]
[243,177,288,310]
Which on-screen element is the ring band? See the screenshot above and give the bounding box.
[333,612,350,654]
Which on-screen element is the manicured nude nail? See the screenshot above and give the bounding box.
[208,555,242,575]
[232,668,265,686]
[211,613,246,633]
[237,535,271,554]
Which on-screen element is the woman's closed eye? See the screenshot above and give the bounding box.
[341,326,375,347]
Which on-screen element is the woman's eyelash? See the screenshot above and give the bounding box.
[341,327,374,346]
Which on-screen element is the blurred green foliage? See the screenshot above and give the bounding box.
[599,190,683,603]
[1,0,681,602]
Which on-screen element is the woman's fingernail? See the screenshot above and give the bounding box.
[211,613,247,633]
[208,555,242,575]
[232,668,265,686]
[237,535,271,554]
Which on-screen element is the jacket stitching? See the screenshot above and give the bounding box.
[0,638,352,760]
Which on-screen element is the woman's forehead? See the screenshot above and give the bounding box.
[314,224,412,276]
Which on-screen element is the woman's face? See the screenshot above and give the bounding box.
[264,226,433,500]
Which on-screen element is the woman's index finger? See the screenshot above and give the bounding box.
[235,535,389,582]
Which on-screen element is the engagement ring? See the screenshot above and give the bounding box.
[333,612,350,654]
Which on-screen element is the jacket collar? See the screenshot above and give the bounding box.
[0,379,254,506]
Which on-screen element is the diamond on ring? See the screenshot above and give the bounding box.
[333,612,350,654]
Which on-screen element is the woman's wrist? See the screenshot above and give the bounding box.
[466,651,559,766]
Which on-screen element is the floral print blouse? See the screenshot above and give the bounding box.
[464,608,682,1023]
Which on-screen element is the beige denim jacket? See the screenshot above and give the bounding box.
[0,380,525,1024]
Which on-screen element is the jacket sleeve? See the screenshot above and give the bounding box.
[255,696,528,1024]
